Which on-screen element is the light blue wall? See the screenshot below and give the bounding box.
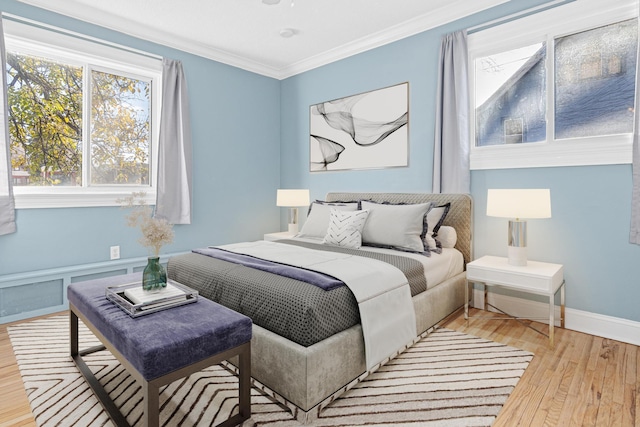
[473,166,640,320]
[3,0,639,325]
[0,0,282,276]
[280,0,640,323]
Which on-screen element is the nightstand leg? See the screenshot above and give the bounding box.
[464,280,469,324]
[484,284,488,311]
[549,293,555,349]
[560,282,565,328]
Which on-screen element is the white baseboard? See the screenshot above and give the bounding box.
[472,289,640,347]
[564,308,640,347]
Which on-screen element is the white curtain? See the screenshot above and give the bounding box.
[155,58,193,224]
[631,7,640,245]
[432,30,470,194]
[0,18,16,236]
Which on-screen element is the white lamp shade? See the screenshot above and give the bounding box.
[276,189,310,207]
[487,189,551,219]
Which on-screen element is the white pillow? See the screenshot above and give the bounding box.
[423,203,451,252]
[298,202,358,238]
[435,226,457,248]
[360,201,431,253]
[323,209,370,249]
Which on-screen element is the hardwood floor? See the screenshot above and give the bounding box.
[1,308,638,426]
[0,314,38,427]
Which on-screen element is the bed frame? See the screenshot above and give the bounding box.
[233,192,473,422]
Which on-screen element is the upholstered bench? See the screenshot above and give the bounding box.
[68,273,252,427]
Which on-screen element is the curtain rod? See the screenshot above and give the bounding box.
[468,0,577,34]
[1,12,163,61]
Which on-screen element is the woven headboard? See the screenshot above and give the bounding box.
[325,192,473,265]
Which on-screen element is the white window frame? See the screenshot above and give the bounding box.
[469,0,638,170]
[4,19,162,208]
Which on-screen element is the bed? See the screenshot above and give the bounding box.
[167,192,472,421]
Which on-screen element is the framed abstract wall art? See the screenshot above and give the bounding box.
[309,82,409,172]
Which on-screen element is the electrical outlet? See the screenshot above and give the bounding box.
[110,245,120,260]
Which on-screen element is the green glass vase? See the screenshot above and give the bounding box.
[142,257,167,291]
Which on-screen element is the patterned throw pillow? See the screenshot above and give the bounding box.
[323,209,370,249]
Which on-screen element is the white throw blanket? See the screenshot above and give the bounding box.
[217,240,417,369]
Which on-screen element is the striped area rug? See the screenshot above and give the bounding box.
[8,315,532,427]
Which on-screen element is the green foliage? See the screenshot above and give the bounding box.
[90,70,150,185]
[7,53,150,186]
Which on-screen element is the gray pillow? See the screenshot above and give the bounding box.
[423,203,451,252]
[360,201,432,253]
[298,201,358,238]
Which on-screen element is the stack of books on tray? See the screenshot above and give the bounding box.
[106,279,198,317]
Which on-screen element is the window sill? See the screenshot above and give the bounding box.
[13,187,156,209]
[470,135,633,170]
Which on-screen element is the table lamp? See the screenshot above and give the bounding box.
[276,189,310,234]
[486,189,551,266]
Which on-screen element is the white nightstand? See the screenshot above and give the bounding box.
[465,255,565,348]
[263,231,296,242]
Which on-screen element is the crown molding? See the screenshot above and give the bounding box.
[14,0,284,78]
[16,0,508,80]
[277,0,509,79]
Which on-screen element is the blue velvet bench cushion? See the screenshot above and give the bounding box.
[67,273,252,381]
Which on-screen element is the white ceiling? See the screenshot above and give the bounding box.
[16,0,508,79]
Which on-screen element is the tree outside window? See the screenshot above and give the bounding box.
[7,53,151,187]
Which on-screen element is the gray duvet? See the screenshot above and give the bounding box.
[167,240,427,347]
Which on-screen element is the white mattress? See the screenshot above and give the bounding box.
[288,237,464,290]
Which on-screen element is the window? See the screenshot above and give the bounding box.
[554,20,637,140]
[89,70,151,185]
[469,0,638,169]
[475,43,546,147]
[4,20,161,208]
[8,54,84,187]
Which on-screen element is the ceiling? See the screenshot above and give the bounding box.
[16,0,508,79]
